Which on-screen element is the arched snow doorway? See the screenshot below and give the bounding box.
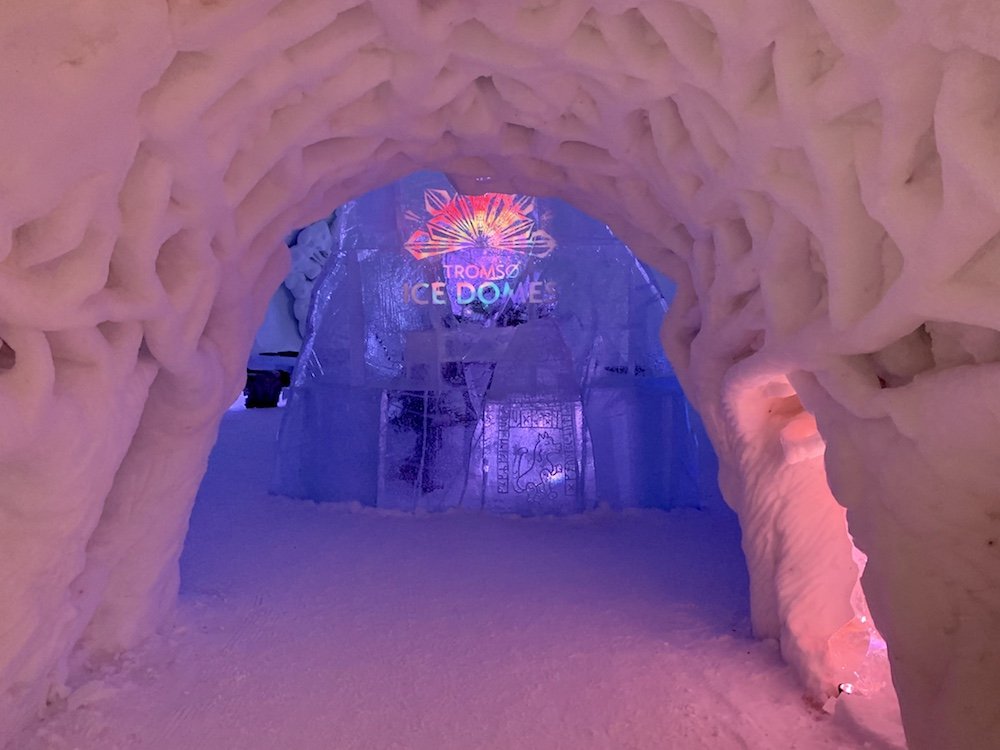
[6,3,1000,747]
[113,171,894,750]
[1,62,880,747]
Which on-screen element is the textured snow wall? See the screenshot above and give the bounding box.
[1,1,998,748]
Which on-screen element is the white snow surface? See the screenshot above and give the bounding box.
[10,409,904,750]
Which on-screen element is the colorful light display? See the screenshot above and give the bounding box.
[402,189,559,310]
[403,190,556,261]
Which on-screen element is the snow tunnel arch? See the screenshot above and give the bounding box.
[3,2,1000,748]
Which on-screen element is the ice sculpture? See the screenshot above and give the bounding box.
[274,173,714,515]
[285,218,336,337]
[251,286,300,355]
[250,216,339,358]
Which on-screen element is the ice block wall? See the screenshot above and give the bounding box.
[1,2,999,747]
[272,172,717,514]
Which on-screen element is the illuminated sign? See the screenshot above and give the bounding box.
[402,189,557,307]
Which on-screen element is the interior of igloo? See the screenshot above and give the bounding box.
[2,1,1000,748]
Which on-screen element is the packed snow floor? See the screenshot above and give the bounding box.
[14,408,905,750]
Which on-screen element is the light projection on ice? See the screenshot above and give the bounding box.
[403,190,556,260]
[400,188,558,308]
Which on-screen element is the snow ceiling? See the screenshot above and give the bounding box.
[1,1,999,748]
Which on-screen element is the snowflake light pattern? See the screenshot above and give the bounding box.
[404,189,556,261]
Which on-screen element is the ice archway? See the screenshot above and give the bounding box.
[2,1,1000,748]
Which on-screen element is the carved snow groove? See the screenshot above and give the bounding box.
[596,8,674,83]
[140,51,219,133]
[809,0,901,52]
[743,42,780,115]
[766,147,821,214]
[639,1,722,82]
[925,320,1000,368]
[0,338,14,371]
[903,126,942,193]
[674,87,736,172]
[2,1,1000,748]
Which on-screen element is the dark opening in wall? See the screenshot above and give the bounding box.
[0,339,14,371]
